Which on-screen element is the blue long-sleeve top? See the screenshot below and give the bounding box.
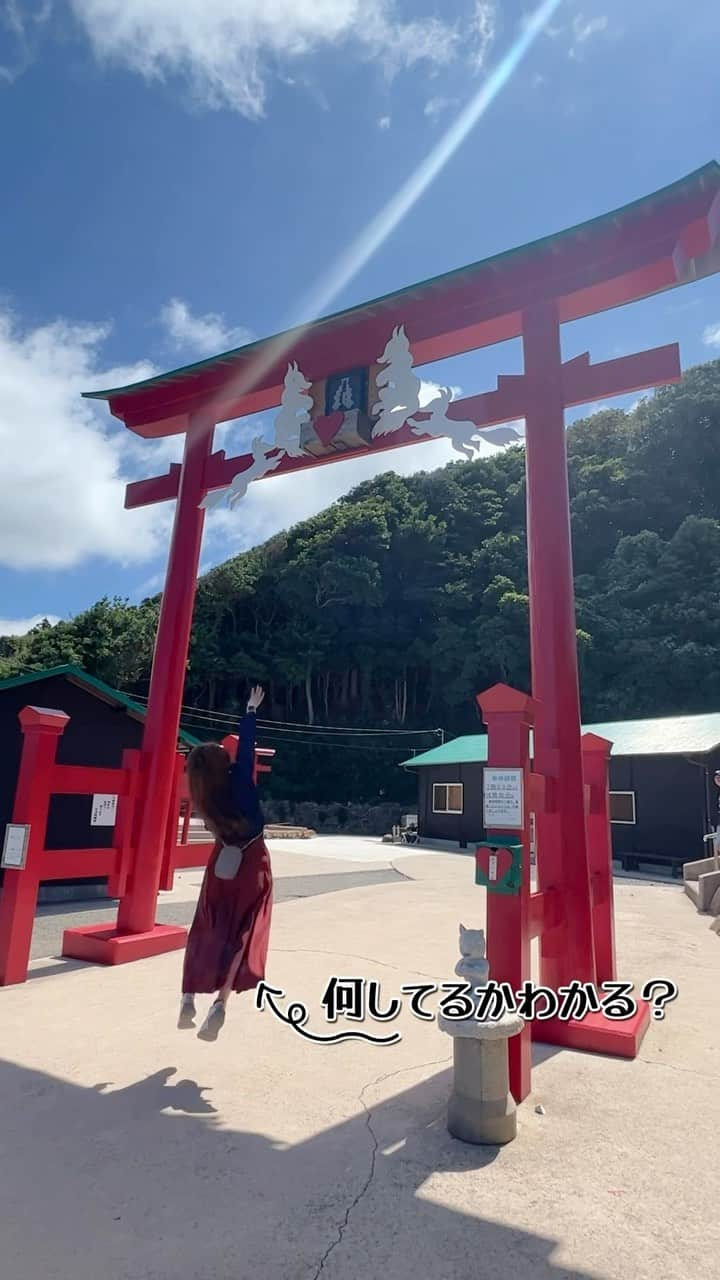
[228,710,264,839]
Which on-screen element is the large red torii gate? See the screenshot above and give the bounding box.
[64,163,720,1004]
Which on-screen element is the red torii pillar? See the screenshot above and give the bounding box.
[523,301,596,989]
[63,419,216,962]
[581,731,617,987]
[473,306,680,997]
[122,419,214,945]
[115,418,214,943]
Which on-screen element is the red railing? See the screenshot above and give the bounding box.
[0,707,274,985]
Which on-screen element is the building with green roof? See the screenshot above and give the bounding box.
[400,712,720,875]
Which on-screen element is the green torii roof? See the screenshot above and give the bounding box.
[401,712,720,768]
[0,664,202,748]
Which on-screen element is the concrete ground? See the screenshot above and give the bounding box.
[1,838,718,1280]
[27,836,438,960]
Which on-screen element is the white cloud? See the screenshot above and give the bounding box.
[568,12,609,58]
[378,115,391,130]
[546,9,610,58]
[471,1,496,68]
[159,297,253,357]
[0,613,60,637]
[424,96,457,120]
[2,1,24,37]
[0,0,52,83]
[703,323,720,349]
[418,379,463,405]
[573,14,609,44]
[131,569,166,599]
[69,0,460,118]
[0,309,172,571]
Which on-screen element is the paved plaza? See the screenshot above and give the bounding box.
[1,839,717,1280]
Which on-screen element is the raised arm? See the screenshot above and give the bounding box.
[229,686,265,831]
[234,707,257,784]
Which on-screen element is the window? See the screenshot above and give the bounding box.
[610,791,636,824]
[433,782,464,814]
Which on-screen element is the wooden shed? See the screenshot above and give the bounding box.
[402,712,720,876]
[0,665,200,891]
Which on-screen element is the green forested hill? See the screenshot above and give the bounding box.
[3,359,720,802]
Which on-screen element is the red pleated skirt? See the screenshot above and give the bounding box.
[182,834,273,995]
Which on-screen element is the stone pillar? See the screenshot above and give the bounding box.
[439,924,524,1146]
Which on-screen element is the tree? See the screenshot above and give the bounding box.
[11,356,719,804]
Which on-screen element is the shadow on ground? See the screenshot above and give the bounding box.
[0,1052,593,1280]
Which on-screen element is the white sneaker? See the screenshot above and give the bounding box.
[197,1001,226,1042]
[178,995,196,1030]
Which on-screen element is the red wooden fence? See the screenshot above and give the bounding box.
[0,706,274,985]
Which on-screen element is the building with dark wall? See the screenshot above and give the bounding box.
[0,665,200,890]
[402,712,720,875]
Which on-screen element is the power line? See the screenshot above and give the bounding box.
[189,714,438,738]
[259,720,439,736]
[176,711,423,753]
[251,728,418,754]
[178,714,427,751]
[180,723,416,755]
[140,701,440,742]
[131,691,442,738]
[179,715,440,740]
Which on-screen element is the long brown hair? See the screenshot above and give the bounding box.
[186,742,252,845]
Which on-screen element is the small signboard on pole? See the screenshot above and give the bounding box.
[91,795,118,827]
[1,824,30,870]
[483,768,524,830]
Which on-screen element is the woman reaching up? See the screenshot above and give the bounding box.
[179,685,273,1041]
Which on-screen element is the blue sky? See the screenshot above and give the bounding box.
[1,0,719,635]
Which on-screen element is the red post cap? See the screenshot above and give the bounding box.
[18,705,70,733]
[476,683,539,721]
[581,732,613,756]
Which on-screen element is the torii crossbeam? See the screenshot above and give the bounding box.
[63,164,720,1015]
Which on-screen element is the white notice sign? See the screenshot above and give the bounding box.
[1,823,30,869]
[483,768,524,830]
[91,794,118,827]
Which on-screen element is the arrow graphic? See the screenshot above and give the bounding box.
[255,983,402,1046]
